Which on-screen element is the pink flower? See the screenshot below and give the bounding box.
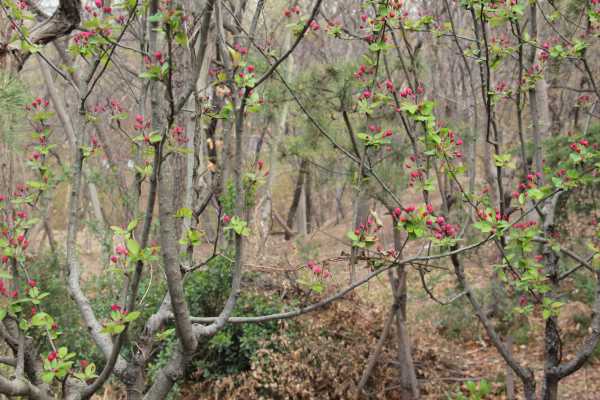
[135,114,144,123]
[246,65,255,73]
[400,87,413,97]
[115,244,128,256]
[27,279,37,288]
[519,295,528,307]
[47,351,58,361]
[311,265,322,274]
[94,0,102,8]
[110,255,118,263]
[111,304,122,312]
[222,215,231,224]
[570,143,581,153]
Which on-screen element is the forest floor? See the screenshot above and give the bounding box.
[57,209,600,399]
[206,214,600,400]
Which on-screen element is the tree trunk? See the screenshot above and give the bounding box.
[305,166,313,234]
[285,158,308,240]
[349,189,369,283]
[391,228,419,399]
[297,184,307,236]
[335,182,346,224]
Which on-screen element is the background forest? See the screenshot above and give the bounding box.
[1,0,600,399]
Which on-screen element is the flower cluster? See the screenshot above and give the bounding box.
[134,114,151,131]
[283,5,301,17]
[394,204,458,240]
[306,260,331,278]
[26,97,49,111]
[171,125,188,145]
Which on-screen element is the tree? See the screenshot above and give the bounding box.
[0,0,599,399]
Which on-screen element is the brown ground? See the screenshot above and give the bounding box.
[39,206,600,399]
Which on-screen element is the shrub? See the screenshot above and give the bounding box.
[148,254,291,384]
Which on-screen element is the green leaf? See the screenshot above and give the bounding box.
[400,101,418,115]
[175,32,188,46]
[528,188,544,201]
[31,312,53,328]
[139,71,157,80]
[148,12,164,22]
[111,225,128,237]
[543,309,551,320]
[127,219,139,232]
[465,380,477,393]
[19,319,30,331]
[479,379,491,396]
[85,363,97,376]
[149,132,162,143]
[124,311,141,322]
[127,239,140,256]
[42,371,55,383]
[311,281,325,293]
[58,347,68,358]
[176,207,193,219]
[493,153,512,167]
[473,221,492,233]
[110,112,129,121]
